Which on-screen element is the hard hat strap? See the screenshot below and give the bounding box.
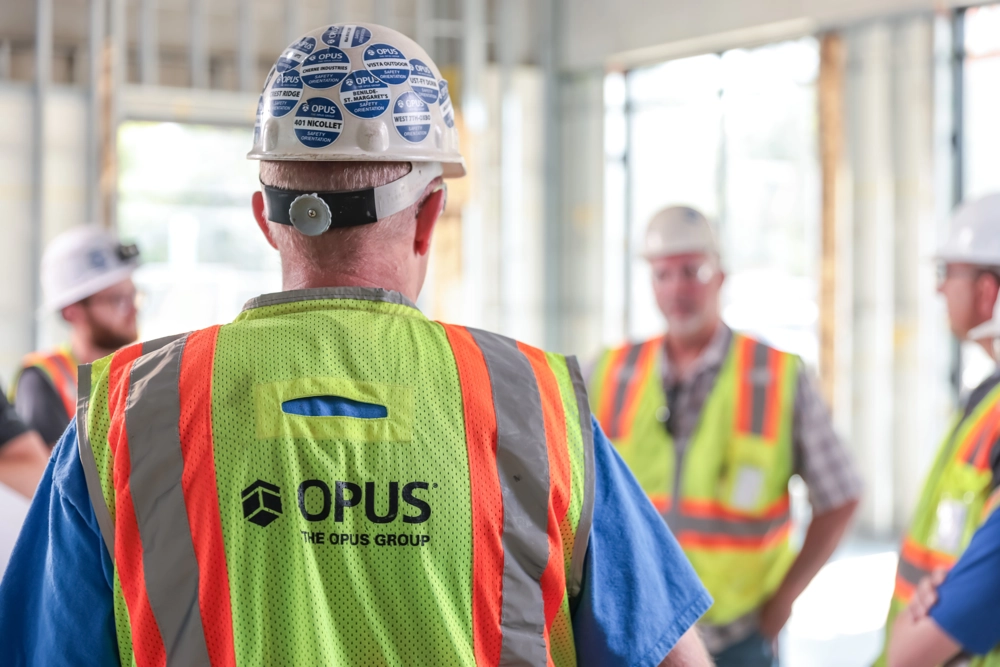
[261,161,444,233]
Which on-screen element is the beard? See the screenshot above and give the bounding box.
[85,311,138,351]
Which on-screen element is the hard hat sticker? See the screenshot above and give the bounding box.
[301,47,350,89]
[323,25,373,49]
[393,92,431,143]
[438,80,455,129]
[294,98,345,148]
[409,59,438,105]
[364,44,410,85]
[276,36,317,73]
[269,70,304,118]
[341,70,390,119]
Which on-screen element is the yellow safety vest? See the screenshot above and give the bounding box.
[877,380,1000,666]
[589,332,799,625]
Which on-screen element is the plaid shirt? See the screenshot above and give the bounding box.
[661,324,863,653]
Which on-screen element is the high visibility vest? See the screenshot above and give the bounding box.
[76,289,595,667]
[589,332,799,625]
[9,345,78,419]
[876,382,1000,667]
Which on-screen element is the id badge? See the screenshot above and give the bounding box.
[731,465,765,511]
[930,498,969,554]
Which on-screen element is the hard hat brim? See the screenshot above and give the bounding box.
[43,264,137,312]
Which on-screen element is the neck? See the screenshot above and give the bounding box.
[664,319,721,378]
[281,254,418,303]
[69,329,116,365]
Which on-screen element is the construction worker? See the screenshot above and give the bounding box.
[589,205,862,666]
[0,24,714,666]
[9,227,140,446]
[879,193,1000,666]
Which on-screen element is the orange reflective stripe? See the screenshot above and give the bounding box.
[617,338,660,441]
[900,538,957,572]
[677,521,791,551]
[106,344,167,667]
[680,495,790,522]
[648,494,672,514]
[763,347,785,441]
[177,326,237,667]
[596,346,629,437]
[894,573,916,603]
[518,341,571,664]
[441,324,504,666]
[734,336,755,435]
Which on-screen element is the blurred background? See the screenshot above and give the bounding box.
[2,0,1000,662]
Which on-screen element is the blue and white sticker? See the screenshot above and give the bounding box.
[269,69,303,117]
[392,92,431,143]
[275,36,316,73]
[439,79,455,128]
[340,70,391,118]
[363,44,409,85]
[293,97,344,148]
[409,59,438,105]
[322,24,372,49]
[300,47,350,89]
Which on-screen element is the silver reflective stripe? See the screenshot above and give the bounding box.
[76,363,115,557]
[566,355,595,604]
[242,286,418,312]
[143,332,189,355]
[750,341,771,436]
[896,557,927,588]
[470,328,550,667]
[670,512,790,538]
[125,335,212,667]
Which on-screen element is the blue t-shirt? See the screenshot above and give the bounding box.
[0,417,711,666]
[930,507,1000,656]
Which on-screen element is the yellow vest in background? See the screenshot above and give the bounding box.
[589,332,799,625]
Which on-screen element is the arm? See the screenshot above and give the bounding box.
[759,499,858,638]
[657,627,712,667]
[760,367,862,639]
[0,431,50,498]
[887,569,960,667]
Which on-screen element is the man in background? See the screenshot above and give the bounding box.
[9,227,140,446]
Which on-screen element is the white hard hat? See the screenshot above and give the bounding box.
[41,227,140,312]
[248,24,464,236]
[935,193,1000,267]
[642,205,720,260]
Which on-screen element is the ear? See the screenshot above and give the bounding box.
[978,273,1000,320]
[252,191,278,250]
[413,184,446,257]
[61,303,83,325]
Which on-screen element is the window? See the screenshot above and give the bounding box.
[117,122,280,339]
[614,38,821,364]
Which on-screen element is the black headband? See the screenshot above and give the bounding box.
[261,183,379,228]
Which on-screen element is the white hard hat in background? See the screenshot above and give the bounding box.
[935,193,1000,268]
[41,227,140,312]
[642,205,720,260]
[248,23,465,236]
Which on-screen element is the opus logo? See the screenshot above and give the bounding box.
[242,480,283,527]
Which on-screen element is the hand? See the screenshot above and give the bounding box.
[907,568,948,622]
[759,592,794,642]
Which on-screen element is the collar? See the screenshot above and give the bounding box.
[660,322,733,386]
[241,286,420,314]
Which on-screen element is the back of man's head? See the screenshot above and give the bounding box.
[259,160,425,275]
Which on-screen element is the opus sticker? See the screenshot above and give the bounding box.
[301,47,350,89]
[340,70,391,118]
[409,59,438,105]
[269,70,304,117]
[363,44,409,85]
[275,36,317,73]
[438,80,455,128]
[322,25,372,49]
[392,92,431,143]
[294,98,344,148]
